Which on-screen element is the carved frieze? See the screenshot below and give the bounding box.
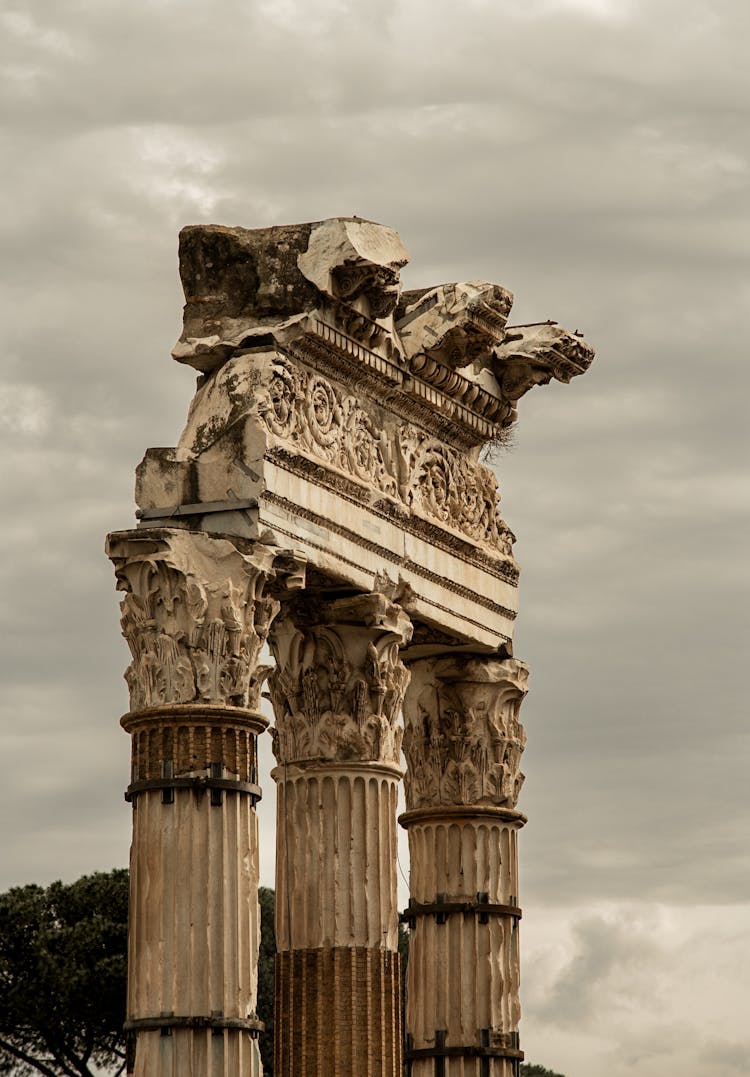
[171,217,594,439]
[402,656,528,810]
[107,528,281,713]
[256,356,515,556]
[267,594,412,766]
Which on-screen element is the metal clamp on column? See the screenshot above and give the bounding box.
[405,1030,523,1076]
[135,497,259,521]
[400,892,522,928]
[125,765,262,807]
[124,1013,265,1039]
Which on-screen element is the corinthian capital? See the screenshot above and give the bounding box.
[106,528,280,713]
[403,655,528,810]
[267,593,412,766]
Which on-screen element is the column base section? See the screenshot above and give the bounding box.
[401,808,523,1077]
[128,1028,261,1077]
[405,1037,523,1077]
[275,947,402,1077]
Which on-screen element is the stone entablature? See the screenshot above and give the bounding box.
[133,217,592,654]
[257,355,514,556]
[155,346,516,561]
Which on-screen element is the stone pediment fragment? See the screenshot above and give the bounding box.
[172,217,409,374]
[170,216,594,436]
[396,281,513,367]
[297,217,409,314]
[493,320,595,422]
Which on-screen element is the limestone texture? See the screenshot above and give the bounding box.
[108,528,285,1077]
[401,656,528,1076]
[107,217,595,1077]
[269,594,410,1076]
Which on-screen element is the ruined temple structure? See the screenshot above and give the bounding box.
[106,218,593,1077]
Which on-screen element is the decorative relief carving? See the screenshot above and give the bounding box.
[173,217,408,375]
[493,321,596,425]
[397,282,512,371]
[107,529,280,713]
[267,594,412,766]
[171,217,594,450]
[257,356,514,557]
[258,359,398,498]
[402,656,528,810]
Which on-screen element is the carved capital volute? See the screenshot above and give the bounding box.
[106,527,282,714]
[267,593,412,766]
[402,655,528,810]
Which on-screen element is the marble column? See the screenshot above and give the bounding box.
[107,527,281,1077]
[401,656,529,1077]
[267,593,412,1077]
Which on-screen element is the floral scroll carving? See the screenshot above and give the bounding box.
[258,360,398,498]
[402,656,528,810]
[107,529,279,713]
[257,357,514,556]
[267,593,412,766]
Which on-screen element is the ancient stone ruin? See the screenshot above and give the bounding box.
[106,217,593,1076]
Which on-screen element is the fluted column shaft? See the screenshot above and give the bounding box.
[107,527,282,1077]
[401,656,528,1077]
[268,593,411,1077]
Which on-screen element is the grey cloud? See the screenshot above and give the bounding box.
[532,912,660,1023]
[522,902,750,1075]
[700,1040,750,1074]
[1,1,748,1071]
[1,0,746,885]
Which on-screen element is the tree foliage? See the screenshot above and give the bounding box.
[0,870,128,1077]
[0,872,564,1077]
[257,887,275,1076]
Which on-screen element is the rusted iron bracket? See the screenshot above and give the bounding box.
[405,1030,523,1076]
[400,892,522,927]
[124,1014,264,1038]
[125,774,262,807]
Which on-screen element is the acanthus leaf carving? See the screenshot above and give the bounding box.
[402,656,528,810]
[107,529,280,713]
[267,594,412,766]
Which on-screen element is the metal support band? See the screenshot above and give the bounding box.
[124,1014,264,1038]
[136,497,258,521]
[400,893,522,928]
[404,1046,524,1062]
[125,775,262,806]
[404,1029,523,1064]
[435,1029,446,1077]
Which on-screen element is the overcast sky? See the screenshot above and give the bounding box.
[1,1,748,1074]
